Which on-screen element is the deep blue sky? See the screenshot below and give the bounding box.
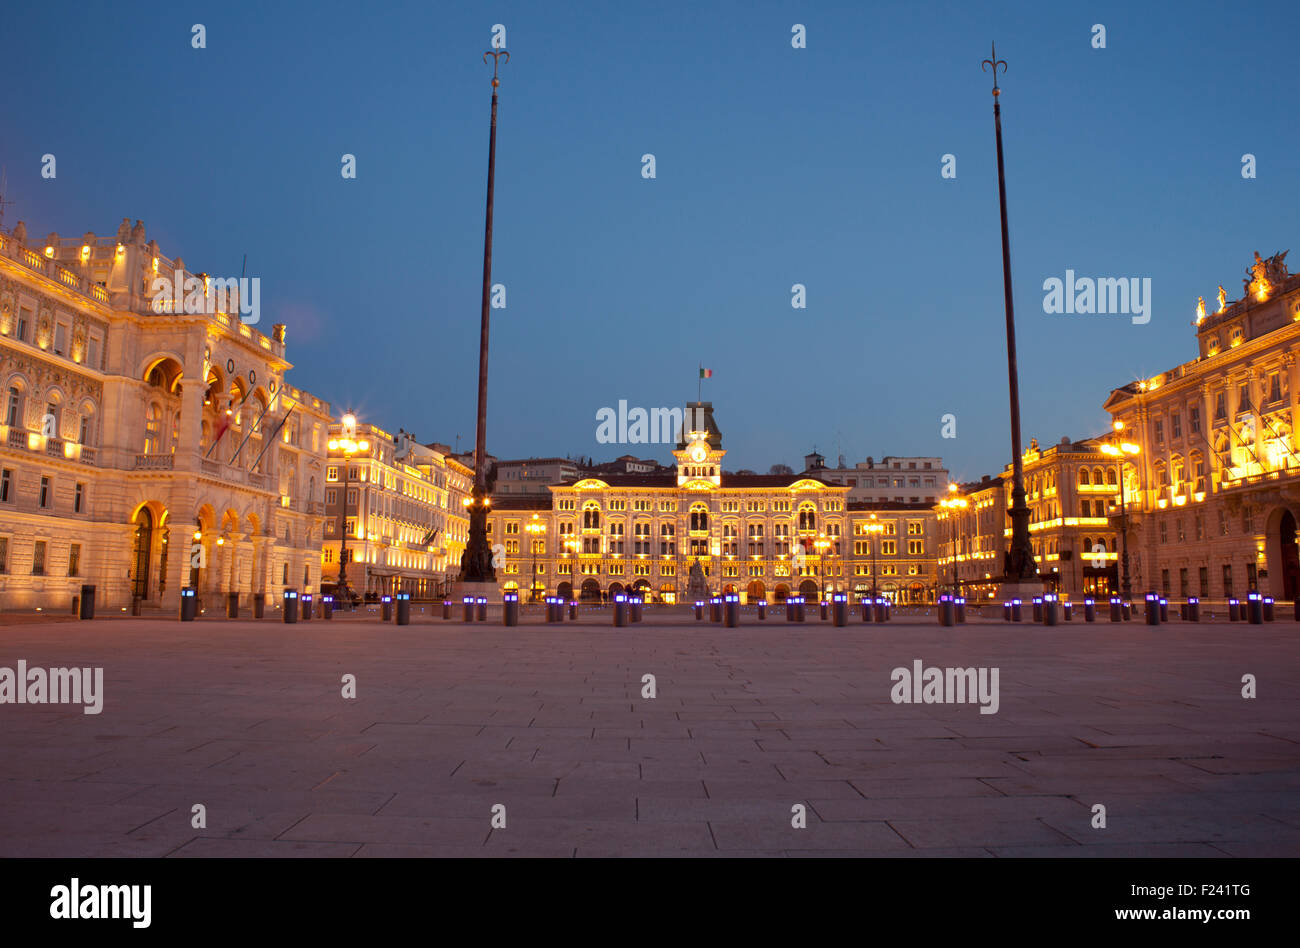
[4,1,1296,482]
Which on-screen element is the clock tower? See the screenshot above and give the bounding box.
[674,427,724,488]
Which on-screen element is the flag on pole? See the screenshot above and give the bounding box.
[699,367,713,378]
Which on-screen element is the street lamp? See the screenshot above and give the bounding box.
[865,514,884,602]
[525,513,545,603]
[564,536,580,600]
[1101,421,1141,600]
[814,533,831,600]
[328,413,370,608]
[940,484,969,598]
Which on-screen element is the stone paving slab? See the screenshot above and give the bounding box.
[0,614,1297,857]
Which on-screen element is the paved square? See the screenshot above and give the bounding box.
[1,607,1297,857]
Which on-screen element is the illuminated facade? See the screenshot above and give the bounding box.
[0,219,331,612]
[1105,250,1300,600]
[486,405,940,603]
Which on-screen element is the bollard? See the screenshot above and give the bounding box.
[462,596,474,622]
[503,591,519,626]
[1122,601,1132,621]
[1003,601,1012,622]
[1228,598,1240,622]
[226,591,239,619]
[282,589,298,624]
[1109,596,1122,622]
[300,593,313,622]
[695,600,705,621]
[396,592,411,625]
[795,596,807,622]
[1179,602,1188,620]
[569,600,577,621]
[831,592,848,627]
[1159,598,1168,623]
[873,597,887,623]
[1187,597,1200,622]
[1246,591,1263,625]
[322,595,333,620]
[1042,592,1059,627]
[1144,592,1160,626]
[613,593,628,627]
[820,600,829,621]
[788,598,797,622]
[630,595,643,623]
[476,597,487,622]
[132,595,142,616]
[938,594,955,627]
[861,598,871,622]
[78,583,96,620]
[380,596,392,621]
[709,597,722,623]
[253,592,265,619]
[179,587,198,622]
[1263,597,1275,622]
[442,599,451,620]
[1083,597,1096,622]
[955,597,966,623]
[1062,600,1073,622]
[757,600,767,620]
[1011,599,1022,622]
[1032,597,1043,622]
[723,593,740,628]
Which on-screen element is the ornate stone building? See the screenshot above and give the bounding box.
[0,218,331,613]
[486,404,940,604]
[1104,250,1300,601]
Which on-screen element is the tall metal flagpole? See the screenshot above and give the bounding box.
[982,43,1037,584]
[460,48,509,584]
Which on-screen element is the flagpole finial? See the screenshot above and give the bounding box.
[981,42,1007,96]
[484,49,509,88]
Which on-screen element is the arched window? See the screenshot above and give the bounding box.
[1106,467,1118,486]
[797,503,817,532]
[5,386,22,427]
[689,504,708,532]
[1078,468,1091,486]
[144,403,163,454]
[582,503,600,530]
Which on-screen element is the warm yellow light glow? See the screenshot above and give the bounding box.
[1195,296,1206,323]
[80,245,90,260]
[217,537,224,546]
[342,412,356,429]
[328,440,339,450]
[358,440,369,451]
[193,531,202,540]
[43,246,54,257]
[1113,420,1124,431]
[116,243,125,257]
[1217,285,1227,313]
[152,256,159,272]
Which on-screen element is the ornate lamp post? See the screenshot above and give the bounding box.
[525,512,545,602]
[1101,422,1141,600]
[814,533,831,599]
[460,48,509,587]
[866,514,884,601]
[328,414,370,607]
[941,484,969,597]
[564,536,580,600]
[982,44,1038,589]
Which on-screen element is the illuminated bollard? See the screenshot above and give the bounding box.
[1042,592,1058,627]
[381,595,393,621]
[788,598,798,622]
[321,595,333,620]
[282,589,298,624]
[1003,601,1012,622]
[613,593,628,627]
[819,600,829,621]
[723,592,740,628]
[695,600,705,621]
[795,596,807,622]
[1228,598,1240,622]
[300,593,313,622]
[873,597,887,623]
[1011,598,1022,622]
[180,587,198,622]
[1122,600,1132,621]
[395,592,410,625]
[502,591,519,626]
[568,600,577,620]
[1159,598,1168,623]
[476,596,487,621]
[1246,591,1263,625]
[955,597,966,623]
[1144,592,1160,626]
[462,596,474,623]
[442,599,451,620]
[938,594,955,627]
[831,592,848,627]
[1062,600,1073,622]
[861,598,871,622]
[1083,597,1096,622]
[1032,596,1043,622]
[1187,597,1200,622]
[757,600,767,620]
[1263,596,1275,621]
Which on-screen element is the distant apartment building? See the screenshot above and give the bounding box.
[805,453,949,505]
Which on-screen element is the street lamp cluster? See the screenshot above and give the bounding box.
[940,483,969,596]
[328,412,370,606]
[1100,420,1141,599]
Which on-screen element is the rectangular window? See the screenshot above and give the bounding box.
[17,310,31,341]
[326,488,337,505]
[1247,562,1258,590]
[1171,413,1181,439]
[1154,420,1164,445]
[907,522,923,535]
[86,331,102,370]
[74,482,84,513]
[1218,509,1228,535]
[54,321,69,356]
[1159,521,1167,543]
[1222,564,1233,597]
[326,466,339,482]
[1179,567,1188,597]
[1175,519,1184,542]
[39,476,51,508]
[68,543,81,576]
[0,469,12,503]
[1189,406,1200,433]
[907,539,923,555]
[1161,569,1170,596]
[0,536,7,572]
[881,540,897,555]
[282,563,289,585]
[32,540,46,576]
[1198,566,1208,598]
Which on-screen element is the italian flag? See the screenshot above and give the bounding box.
[699,367,713,378]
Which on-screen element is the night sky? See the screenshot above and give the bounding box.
[4,0,1297,481]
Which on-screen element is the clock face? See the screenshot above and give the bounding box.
[689,443,707,462]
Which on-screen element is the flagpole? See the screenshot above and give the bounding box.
[697,363,701,404]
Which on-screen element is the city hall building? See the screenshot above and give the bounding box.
[0,218,332,613]
[487,404,940,604]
